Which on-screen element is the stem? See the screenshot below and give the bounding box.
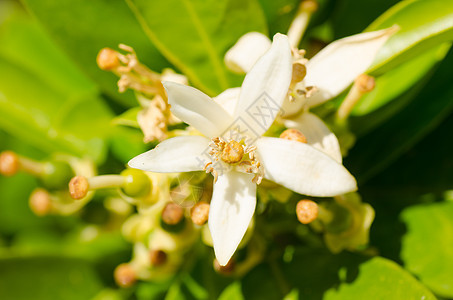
[287,0,318,48]
[88,175,125,190]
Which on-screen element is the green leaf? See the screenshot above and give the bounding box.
[323,257,436,300]
[218,281,244,300]
[367,0,453,73]
[22,0,171,107]
[401,201,453,298]
[0,256,102,300]
[125,0,268,95]
[0,16,114,162]
[112,107,141,128]
[346,47,453,182]
[351,43,449,118]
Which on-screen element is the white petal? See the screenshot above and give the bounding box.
[209,171,256,266]
[128,136,209,172]
[233,33,292,140]
[213,87,241,117]
[163,81,233,137]
[161,68,188,85]
[283,112,342,163]
[224,32,272,74]
[304,26,398,108]
[256,137,356,197]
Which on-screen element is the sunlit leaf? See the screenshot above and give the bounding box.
[125,0,268,95]
[367,0,453,73]
[401,201,453,298]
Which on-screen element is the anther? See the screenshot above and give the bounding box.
[280,129,308,143]
[190,202,210,225]
[149,249,167,266]
[291,63,307,84]
[0,151,19,176]
[68,176,89,200]
[213,258,235,274]
[114,263,136,288]
[29,188,52,216]
[221,140,244,164]
[337,74,376,121]
[161,202,185,226]
[296,199,319,224]
[96,48,120,70]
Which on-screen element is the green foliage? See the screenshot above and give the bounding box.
[401,201,453,298]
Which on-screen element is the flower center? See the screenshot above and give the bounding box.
[203,137,264,184]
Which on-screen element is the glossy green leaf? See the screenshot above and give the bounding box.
[401,201,453,298]
[346,47,453,182]
[0,16,113,162]
[0,256,102,300]
[323,257,436,299]
[112,107,141,128]
[126,0,268,95]
[351,43,449,118]
[367,0,453,73]
[22,0,171,107]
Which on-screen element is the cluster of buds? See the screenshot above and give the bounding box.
[0,151,95,216]
[97,45,187,142]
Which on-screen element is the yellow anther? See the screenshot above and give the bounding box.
[296,199,319,224]
[96,48,120,70]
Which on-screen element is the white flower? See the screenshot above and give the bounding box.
[129,34,357,266]
[225,27,397,162]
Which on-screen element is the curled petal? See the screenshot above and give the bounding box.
[232,33,292,141]
[128,136,209,173]
[304,26,398,108]
[163,81,233,137]
[256,137,357,197]
[213,87,241,117]
[283,112,342,163]
[209,171,256,266]
[224,32,271,74]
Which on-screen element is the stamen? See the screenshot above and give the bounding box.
[190,201,210,225]
[114,263,136,288]
[296,199,318,224]
[149,249,167,266]
[336,74,376,121]
[287,0,319,47]
[29,188,52,216]
[280,129,308,143]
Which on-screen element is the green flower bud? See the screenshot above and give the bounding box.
[40,160,75,190]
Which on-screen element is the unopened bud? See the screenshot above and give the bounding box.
[29,188,52,216]
[221,140,244,164]
[0,151,19,176]
[114,263,136,288]
[213,258,235,274]
[296,199,318,224]
[355,74,375,93]
[120,169,151,197]
[161,202,185,225]
[69,176,89,200]
[280,129,307,143]
[149,249,167,266]
[97,48,120,70]
[291,63,307,84]
[190,202,210,225]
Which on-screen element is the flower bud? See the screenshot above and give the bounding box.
[114,263,136,288]
[69,176,89,200]
[296,199,319,224]
[190,201,210,225]
[0,151,19,176]
[149,249,167,266]
[120,169,151,197]
[221,140,244,164]
[40,161,75,190]
[97,48,120,70]
[280,129,307,143]
[29,188,52,216]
